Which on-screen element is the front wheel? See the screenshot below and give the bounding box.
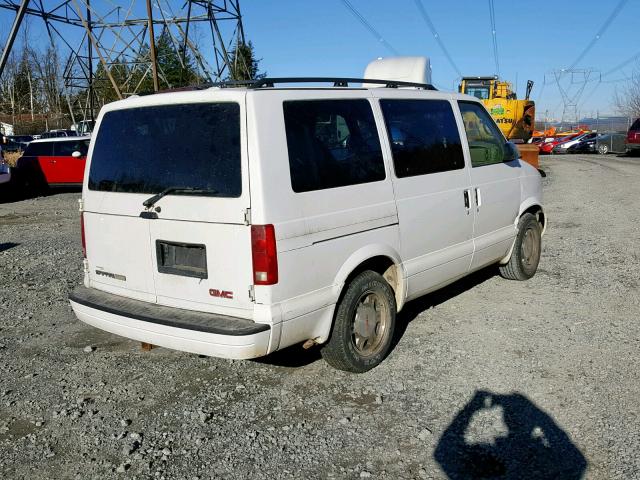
[321,270,396,373]
[499,213,542,281]
[598,144,609,155]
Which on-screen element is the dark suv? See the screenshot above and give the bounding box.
[626,118,640,156]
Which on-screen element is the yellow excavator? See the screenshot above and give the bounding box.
[459,77,538,166]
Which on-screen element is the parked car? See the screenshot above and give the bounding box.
[39,129,75,139]
[8,134,34,143]
[566,133,625,155]
[596,133,627,154]
[626,118,640,156]
[1,138,25,153]
[68,62,545,373]
[72,120,95,136]
[539,133,582,154]
[15,136,90,191]
[0,149,10,186]
[553,132,597,154]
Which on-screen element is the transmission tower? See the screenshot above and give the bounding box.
[550,68,600,126]
[0,0,244,121]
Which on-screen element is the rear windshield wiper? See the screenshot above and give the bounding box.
[142,187,219,208]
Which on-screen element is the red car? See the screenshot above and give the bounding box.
[625,118,640,156]
[538,133,583,155]
[16,137,90,191]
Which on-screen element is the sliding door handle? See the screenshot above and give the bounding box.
[463,189,470,210]
[475,188,482,209]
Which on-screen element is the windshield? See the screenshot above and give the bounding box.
[88,102,241,197]
[465,86,491,100]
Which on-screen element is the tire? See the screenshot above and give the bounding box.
[321,270,396,373]
[499,213,542,281]
[598,144,608,155]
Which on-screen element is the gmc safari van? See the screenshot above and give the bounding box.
[69,58,545,373]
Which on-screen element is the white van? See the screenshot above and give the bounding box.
[69,62,545,372]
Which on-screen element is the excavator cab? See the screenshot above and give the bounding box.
[460,77,495,100]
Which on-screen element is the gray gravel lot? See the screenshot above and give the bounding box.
[0,154,639,479]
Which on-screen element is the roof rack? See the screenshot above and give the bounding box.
[208,77,437,90]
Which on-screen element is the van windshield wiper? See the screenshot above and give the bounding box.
[142,187,219,208]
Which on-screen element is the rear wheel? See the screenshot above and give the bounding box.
[499,213,542,281]
[321,270,396,373]
[598,144,609,155]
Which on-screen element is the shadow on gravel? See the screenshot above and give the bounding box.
[0,172,81,204]
[259,267,499,369]
[391,266,498,351]
[434,390,587,480]
[0,242,19,252]
[254,343,322,369]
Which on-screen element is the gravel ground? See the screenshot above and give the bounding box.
[0,154,639,479]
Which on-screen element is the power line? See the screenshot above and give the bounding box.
[488,0,499,76]
[604,50,640,77]
[578,80,602,111]
[339,0,399,56]
[568,0,629,69]
[413,0,461,78]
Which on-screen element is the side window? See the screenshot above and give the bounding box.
[25,142,53,156]
[379,99,464,178]
[458,101,506,167]
[283,99,385,193]
[54,141,87,157]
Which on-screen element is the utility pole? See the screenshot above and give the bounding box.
[146,0,160,92]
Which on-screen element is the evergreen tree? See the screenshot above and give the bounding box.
[155,28,200,88]
[226,41,264,81]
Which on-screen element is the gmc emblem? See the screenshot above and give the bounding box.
[209,289,233,299]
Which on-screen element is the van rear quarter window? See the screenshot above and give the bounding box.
[380,99,464,177]
[88,103,241,197]
[283,99,385,193]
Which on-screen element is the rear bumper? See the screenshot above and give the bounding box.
[625,142,640,152]
[69,287,271,359]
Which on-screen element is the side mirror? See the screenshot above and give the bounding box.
[71,151,82,158]
[503,142,519,162]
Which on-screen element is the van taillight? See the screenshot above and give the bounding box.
[80,212,87,258]
[251,224,278,285]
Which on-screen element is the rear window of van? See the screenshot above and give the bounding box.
[88,103,241,197]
